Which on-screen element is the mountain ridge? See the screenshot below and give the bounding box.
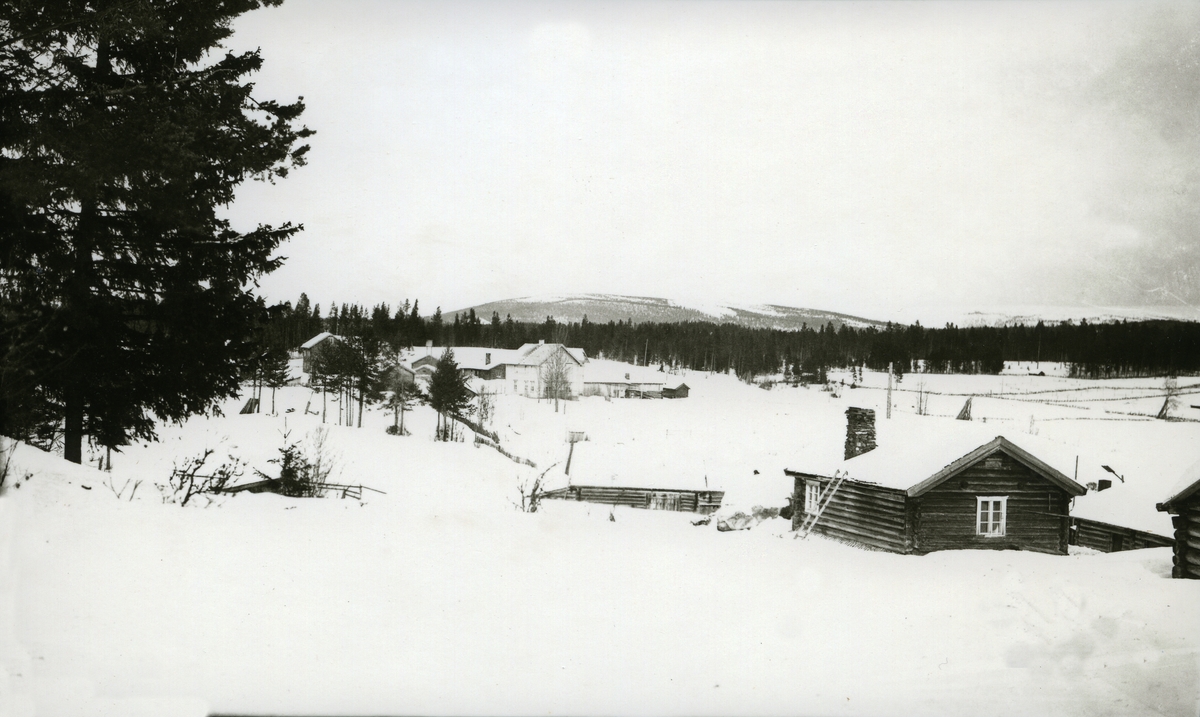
[448,294,888,332]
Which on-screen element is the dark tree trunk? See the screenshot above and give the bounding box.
[64,383,83,464]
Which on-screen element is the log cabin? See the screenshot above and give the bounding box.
[786,408,1087,555]
[1156,460,1200,579]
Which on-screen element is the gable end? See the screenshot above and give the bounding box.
[907,436,1085,498]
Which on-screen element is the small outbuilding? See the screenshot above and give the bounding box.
[786,408,1087,555]
[662,379,690,399]
[1156,460,1200,579]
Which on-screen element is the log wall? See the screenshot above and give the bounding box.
[542,485,725,514]
[914,452,1071,555]
[1169,498,1200,579]
[1069,517,1173,553]
[792,474,911,553]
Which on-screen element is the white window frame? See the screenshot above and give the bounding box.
[976,496,1008,537]
[805,479,822,515]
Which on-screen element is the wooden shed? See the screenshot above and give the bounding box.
[787,409,1086,555]
[1156,460,1200,579]
[662,380,690,399]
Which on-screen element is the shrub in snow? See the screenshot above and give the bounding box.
[514,464,555,513]
[158,449,245,507]
[256,428,338,498]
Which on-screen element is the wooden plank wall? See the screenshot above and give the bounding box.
[1170,499,1200,579]
[792,475,910,553]
[915,452,1071,555]
[1069,517,1173,553]
[542,486,724,514]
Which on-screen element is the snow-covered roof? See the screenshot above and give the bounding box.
[401,344,585,371]
[583,359,666,386]
[513,343,586,367]
[546,439,734,493]
[1161,459,1200,509]
[401,346,522,372]
[300,332,336,350]
[663,377,688,391]
[791,414,1086,496]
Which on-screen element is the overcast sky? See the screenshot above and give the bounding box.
[224,1,1200,322]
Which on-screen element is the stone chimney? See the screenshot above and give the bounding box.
[485,352,491,365]
[844,407,877,460]
[425,339,433,356]
[539,339,545,345]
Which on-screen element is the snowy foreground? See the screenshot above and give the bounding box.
[3,368,1200,716]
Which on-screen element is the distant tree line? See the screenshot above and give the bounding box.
[270,295,1200,380]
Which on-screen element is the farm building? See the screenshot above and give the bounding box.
[402,342,586,398]
[581,360,666,398]
[1156,460,1200,579]
[786,408,1087,555]
[299,332,339,373]
[540,439,727,514]
[662,379,689,399]
[1069,449,1177,553]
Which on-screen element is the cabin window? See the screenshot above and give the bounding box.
[805,479,822,515]
[976,496,1007,537]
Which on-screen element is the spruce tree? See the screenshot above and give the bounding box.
[0,1,312,462]
[427,349,472,441]
[260,344,293,416]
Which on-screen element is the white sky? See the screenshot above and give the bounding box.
[224,1,1200,322]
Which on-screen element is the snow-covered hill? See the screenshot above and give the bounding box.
[451,293,887,331]
[879,304,1200,328]
[451,295,1200,331]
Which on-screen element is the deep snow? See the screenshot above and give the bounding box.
[2,365,1199,716]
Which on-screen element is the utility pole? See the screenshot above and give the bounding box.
[886,362,893,419]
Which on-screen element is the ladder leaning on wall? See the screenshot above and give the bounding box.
[795,470,847,539]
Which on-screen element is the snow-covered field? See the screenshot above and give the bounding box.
[3,365,1200,716]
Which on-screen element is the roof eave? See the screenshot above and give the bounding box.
[1159,479,1200,513]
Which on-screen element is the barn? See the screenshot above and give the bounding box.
[785,408,1086,555]
[1156,459,1200,579]
[581,360,665,398]
[662,379,690,399]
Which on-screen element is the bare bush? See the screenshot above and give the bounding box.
[514,463,556,513]
[105,473,142,501]
[158,449,245,506]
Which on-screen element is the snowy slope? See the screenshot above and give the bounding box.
[4,370,1200,716]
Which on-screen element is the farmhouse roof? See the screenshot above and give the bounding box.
[401,346,522,372]
[401,344,585,372]
[513,343,586,367]
[789,416,1085,497]
[300,332,336,350]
